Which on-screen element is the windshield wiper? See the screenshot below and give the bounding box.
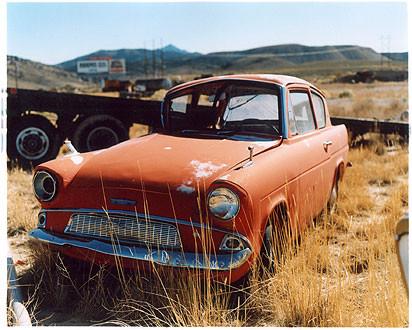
[217,128,274,138]
[227,95,258,111]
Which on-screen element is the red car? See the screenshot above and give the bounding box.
[29,74,349,284]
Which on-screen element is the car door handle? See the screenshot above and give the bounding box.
[323,140,333,151]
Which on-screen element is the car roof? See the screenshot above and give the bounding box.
[167,74,325,96]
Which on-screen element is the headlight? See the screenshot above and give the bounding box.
[33,171,57,202]
[208,187,240,220]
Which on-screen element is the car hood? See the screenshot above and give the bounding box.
[62,133,280,192]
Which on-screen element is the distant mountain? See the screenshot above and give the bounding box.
[58,43,397,77]
[58,44,199,72]
[161,44,192,54]
[381,52,408,62]
[7,56,94,91]
[173,44,386,74]
[10,44,407,91]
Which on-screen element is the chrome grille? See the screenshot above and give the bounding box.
[65,213,181,248]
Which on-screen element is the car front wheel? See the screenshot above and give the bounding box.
[261,207,292,273]
[327,175,339,215]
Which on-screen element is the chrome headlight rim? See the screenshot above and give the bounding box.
[33,170,57,202]
[207,187,240,220]
[219,234,246,251]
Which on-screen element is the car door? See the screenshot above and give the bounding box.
[287,88,330,224]
[309,90,338,207]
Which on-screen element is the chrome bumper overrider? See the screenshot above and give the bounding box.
[29,229,252,271]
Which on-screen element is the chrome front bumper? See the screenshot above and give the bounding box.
[29,228,252,271]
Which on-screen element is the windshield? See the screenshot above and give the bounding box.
[165,81,280,140]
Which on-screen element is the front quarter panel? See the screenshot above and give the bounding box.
[210,142,301,256]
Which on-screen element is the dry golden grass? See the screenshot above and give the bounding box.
[319,81,408,120]
[7,168,39,236]
[7,141,409,326]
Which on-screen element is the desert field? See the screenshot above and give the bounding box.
[320,81,408,120]
[7,80,409,326]
[8,144,409,326]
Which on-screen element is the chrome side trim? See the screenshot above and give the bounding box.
[41,208,252,250]
[29,229,252,271]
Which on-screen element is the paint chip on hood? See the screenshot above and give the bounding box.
[190,160,227,179]
[177,184,195,194]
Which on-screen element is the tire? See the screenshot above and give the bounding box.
[327,174,339,215]
[7,115,60,168]
[72,115,129,152]
[260,207,292,273]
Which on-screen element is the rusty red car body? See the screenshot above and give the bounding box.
[29,74,349,284]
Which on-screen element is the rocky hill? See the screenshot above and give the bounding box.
[58,43,399,76]
[7,56,95,91]
[7,44,407,91]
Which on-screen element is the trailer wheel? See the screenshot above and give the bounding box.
[72,115,128,152]
[8,115,60,168]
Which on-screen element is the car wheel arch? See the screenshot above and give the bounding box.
[258,201,293,271]
[260,200,290,245]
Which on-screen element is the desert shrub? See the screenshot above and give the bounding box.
[338,90,353,98]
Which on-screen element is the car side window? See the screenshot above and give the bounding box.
[170,95,191,113]
[311,92,326,129]
[289,91,316,134]
[287,94,298,135]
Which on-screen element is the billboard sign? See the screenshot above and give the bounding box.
[109,59,126,74]
[77,60,109,74]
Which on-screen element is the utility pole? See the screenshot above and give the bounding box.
[160,38,164,78]
[143,41,148,78]
[14,59,18,89]
[152,39,156,78]
[380,35,391,69]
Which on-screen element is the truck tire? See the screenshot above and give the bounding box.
[7,115,60,168]
[72,115,129,152]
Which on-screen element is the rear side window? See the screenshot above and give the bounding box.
[311,93,326,128]
[289,91,315,134]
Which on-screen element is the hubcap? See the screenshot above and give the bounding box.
[328,183,338,214]
[16,127,50,160]
[86,127,119,151]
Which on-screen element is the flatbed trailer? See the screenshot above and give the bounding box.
[7,88,162,167]
[330,116,409,141]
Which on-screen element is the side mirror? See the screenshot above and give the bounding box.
[395,213,409,294]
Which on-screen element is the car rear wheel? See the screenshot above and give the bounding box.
[7,115,60,168]
[72,115,129,152]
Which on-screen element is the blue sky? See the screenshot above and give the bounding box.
[7,2,408,65]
